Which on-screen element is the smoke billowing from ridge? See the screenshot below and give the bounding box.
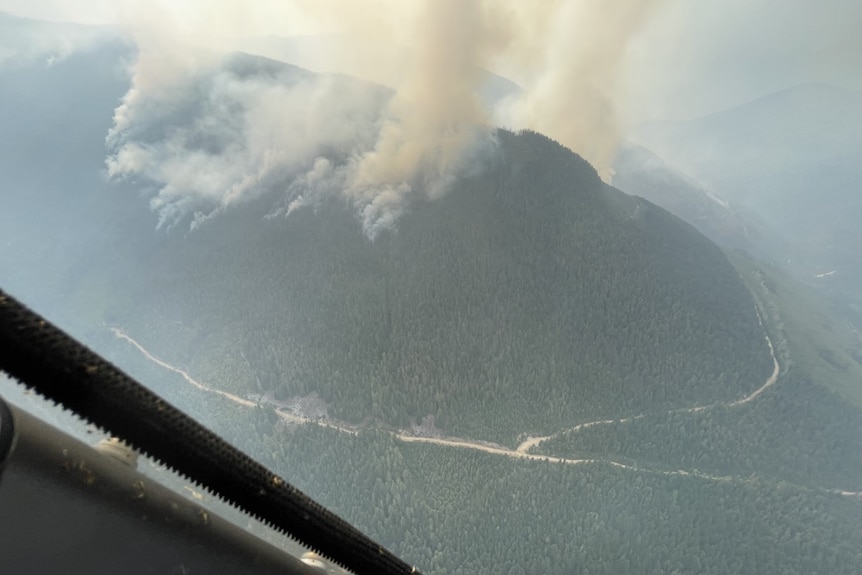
[106,43,388,232]
[103,0,665,235]
[496,0,666,181]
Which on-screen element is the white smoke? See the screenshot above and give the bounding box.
[105,36,389,232]
[491,0,666,180]
[104,0,666,235]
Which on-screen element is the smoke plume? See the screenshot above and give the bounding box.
[103,0,665,235]
[492,0,666,179]
[344,0,502,235]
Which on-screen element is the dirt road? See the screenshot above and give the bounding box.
[113,326,862,497]
[516,320,781,453]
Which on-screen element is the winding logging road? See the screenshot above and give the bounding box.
[111,326,860,497]
[515,321,781,453]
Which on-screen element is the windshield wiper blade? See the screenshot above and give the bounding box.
[0,289,421,575]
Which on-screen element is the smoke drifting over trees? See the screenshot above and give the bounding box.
[98,0,664,234]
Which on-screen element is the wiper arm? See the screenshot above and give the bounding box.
[0,288,421,575]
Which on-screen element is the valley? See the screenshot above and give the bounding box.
[112,314,861,499]
[2,10,862,573]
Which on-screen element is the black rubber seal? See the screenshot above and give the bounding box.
[0,395,15,471]
[0,289,421,575]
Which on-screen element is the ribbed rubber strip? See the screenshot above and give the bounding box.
[0,289,420,575]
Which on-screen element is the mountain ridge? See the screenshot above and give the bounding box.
[89,128,775,443]
[0,29,775,443]
[2,16,862,575]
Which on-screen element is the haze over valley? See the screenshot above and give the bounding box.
[1,3,862,574]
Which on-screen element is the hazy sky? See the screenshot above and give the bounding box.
[2,1,860,233]
[1,0,860,123]
[623,0,862,121]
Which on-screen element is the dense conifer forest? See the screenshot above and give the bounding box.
[184,403,862,575]
[2,28,862,573]
[104,130,774,443]
[534,370,862,491]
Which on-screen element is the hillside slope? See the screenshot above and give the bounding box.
[2,16,862,575]
[78,131,774,443]
[0,25,774,443]
[631,83,862,329]
[612,142,786,260]
[533,251,862,491]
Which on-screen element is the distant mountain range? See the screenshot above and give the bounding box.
[0,12,772,444]
[3,13,862,575]
[612,142,764,253]
[629,83,862,328]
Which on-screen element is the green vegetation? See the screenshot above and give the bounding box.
[81,131,862,574]
[3,36,862,574]
[529,253,862,493]
[112,130,772,443]
[730,251,862,406]
[218,422,862,575]
[534,370,862,491]
[38,327,861,575]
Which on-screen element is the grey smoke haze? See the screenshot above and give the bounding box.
[0,11,115,67]
[622,0,862,121]
[105,44,388,231]
[494,0,665,180]
[100,0,663,234]
[4,0,860,233]
[5,0,861,117]
[297,0,665,177]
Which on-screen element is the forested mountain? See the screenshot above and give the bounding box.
[0,20,773,443]
[612,143,784,259]
[533,251,862,489]
[258,426,862,575]
[631,83,862,331]
[2,14,862,575]
[103,128,770,443]
[632,83,862,217]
